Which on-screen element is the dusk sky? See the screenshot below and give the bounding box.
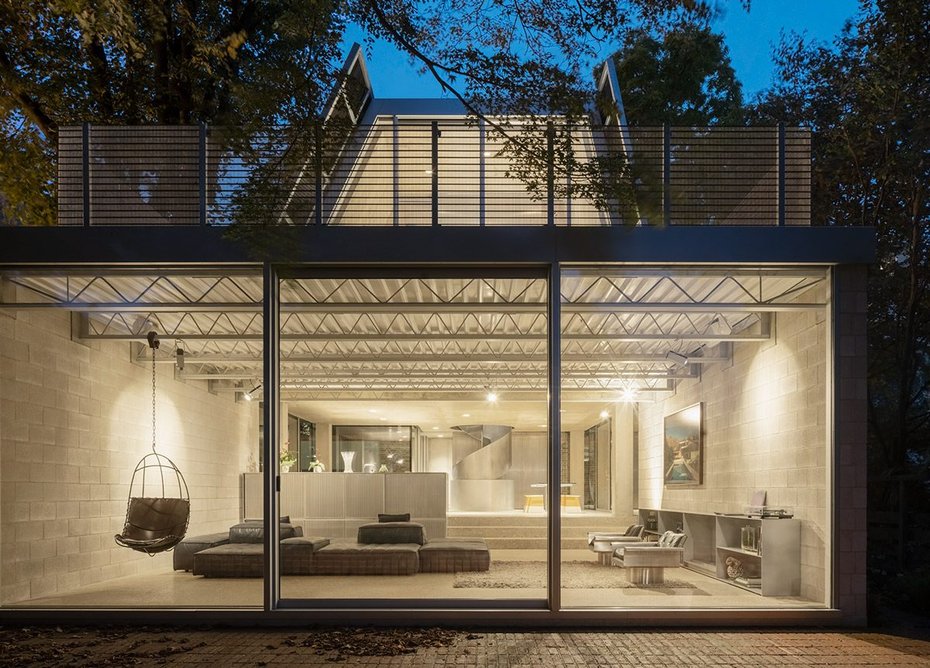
[343,0,860,100]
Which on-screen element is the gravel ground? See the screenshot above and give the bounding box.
[2,624,930,667]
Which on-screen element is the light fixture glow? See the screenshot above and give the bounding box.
[242,382,261,401]
[621,387,637,402]
[486,390,498,403]
[599,409,610,419]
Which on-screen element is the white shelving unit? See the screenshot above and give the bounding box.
[639,508,801,596]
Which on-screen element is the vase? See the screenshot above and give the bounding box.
[341,451,355,473]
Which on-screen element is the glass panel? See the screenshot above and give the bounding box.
[560,265,831,609]
[277,272,548,604]
[0,268,264,608]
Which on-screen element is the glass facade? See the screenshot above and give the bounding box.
[0,268,265,608]
[0,263,837,615]
[559,266,832,609]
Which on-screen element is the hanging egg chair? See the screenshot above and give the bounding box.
[115,331,190,555]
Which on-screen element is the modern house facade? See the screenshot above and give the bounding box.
[0,49,874,625]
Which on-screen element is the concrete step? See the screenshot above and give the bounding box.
[447,515,623,528]
[480,537,591,550]
[448,525,598,539]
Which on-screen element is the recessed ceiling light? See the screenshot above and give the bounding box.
[462,413,471,418]
[432,426,439,430]
[379,417,387,421]
[368,409,378,414]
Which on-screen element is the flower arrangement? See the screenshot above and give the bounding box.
[280,445,297,471]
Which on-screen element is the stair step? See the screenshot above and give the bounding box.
[481,537,591,550]
[447,515,623,528]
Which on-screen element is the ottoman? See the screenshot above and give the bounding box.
[193,543,264,577]
[312,543,420,575]
[193,536,330,577]
[173,532,230,571]
[418,539,490,573]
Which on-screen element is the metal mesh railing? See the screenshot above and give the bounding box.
[57,122,810,227]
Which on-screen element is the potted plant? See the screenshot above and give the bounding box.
[280,447,297,472]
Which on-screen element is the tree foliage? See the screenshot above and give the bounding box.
[611,25,744,125]
[0,0,717,226]
[753,0,930,483]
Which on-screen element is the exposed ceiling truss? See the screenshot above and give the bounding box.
[1,269,827,401]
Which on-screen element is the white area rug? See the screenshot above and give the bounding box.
[454,561,698,589]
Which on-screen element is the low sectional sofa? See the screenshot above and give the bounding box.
[176,519,489,578]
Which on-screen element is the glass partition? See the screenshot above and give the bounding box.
[0,268,264,608]
[277,269,548,605]
[560,265,832,610]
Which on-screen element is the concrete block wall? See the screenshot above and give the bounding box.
[0,306,258,604]
[639,291,829,604]
[833,265,868,625]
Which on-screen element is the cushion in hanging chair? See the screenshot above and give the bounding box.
[115,497,190,555]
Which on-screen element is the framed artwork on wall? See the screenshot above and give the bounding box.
[664,403,703,486]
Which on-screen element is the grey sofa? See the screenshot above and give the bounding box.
[186,521,330,578]
[313,521,490,575]
[183,520,490,578]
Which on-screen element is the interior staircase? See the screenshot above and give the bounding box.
[447,513,625,551]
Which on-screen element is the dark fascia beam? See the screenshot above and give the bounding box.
[154,353,731,364]
[91,332,767,343]
[0,225,876,266]
[11,302,820,313]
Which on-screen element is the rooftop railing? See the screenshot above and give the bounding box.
[56,122,810,227]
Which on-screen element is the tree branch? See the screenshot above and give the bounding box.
[0,43,57,139]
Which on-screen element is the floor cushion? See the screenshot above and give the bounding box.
[193,536,329,577]
[228,521,298,543]
[173,532,231,571]
[357,522,426,545]
[418,539,490,573]
[313,543,420,575]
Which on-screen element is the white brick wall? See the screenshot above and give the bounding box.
[638,300,828,603]
[1,306,258,604]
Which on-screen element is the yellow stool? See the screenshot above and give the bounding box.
[560,495,582,511]
[523,494,545,512]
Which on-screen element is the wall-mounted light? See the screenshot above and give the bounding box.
[666,350,689,368]
[599,409,610,419]
[485,388,498,403]
[621,388,638,402]
[242,383,262,401]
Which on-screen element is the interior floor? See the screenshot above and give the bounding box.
[17,550,824,610]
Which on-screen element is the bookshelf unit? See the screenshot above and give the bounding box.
[639,508,801,596]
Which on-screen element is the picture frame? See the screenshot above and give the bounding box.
[663,402,703,486]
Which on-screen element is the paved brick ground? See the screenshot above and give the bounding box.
[3,626,930,667]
